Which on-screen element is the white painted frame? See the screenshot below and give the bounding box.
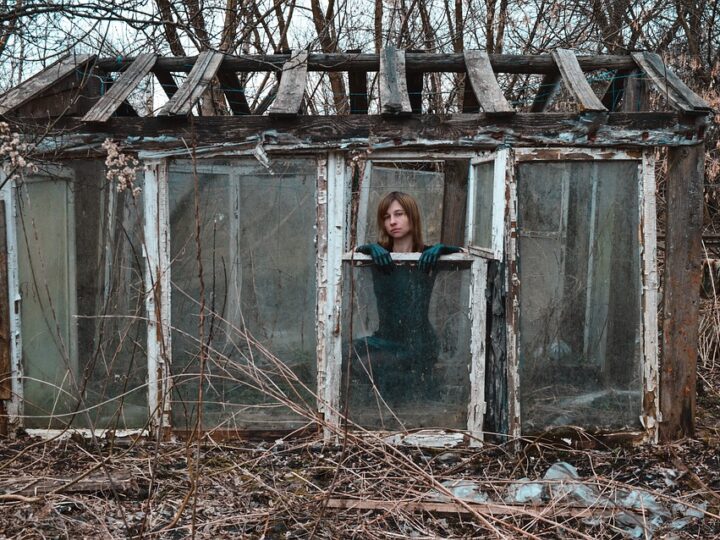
[466,148,508,260]
[0,173,22,429]
[509,148,659,440]
[143,159,173,438]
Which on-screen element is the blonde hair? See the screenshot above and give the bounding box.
[376,191,424,251]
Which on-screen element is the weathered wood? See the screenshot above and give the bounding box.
[660,144,704,441]
[96,53,640,75]
[347,49,368,114]
[268,51,309,117]
[0,201,9,404]
[464,51,513,114]
[632,52,711,112]
[216,69,251,115]
[551,49,607,112]
[326,498,630,519]
[441,159,469,244]
[158,51,225,116]
[529,72,561,112]
[0,471,146,498]
[379,47,412,115]
[406,50,424,114]
[82,54,157,122]
[0,54,96,115]
[152,68,180,101]
[63,112,695,154]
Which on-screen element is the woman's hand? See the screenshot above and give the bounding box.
[356,243,394,274]
[418,244,463,273]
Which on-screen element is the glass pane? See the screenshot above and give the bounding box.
[342,262,471,430]
[169,158,317,430]
[18,162,147,429]
[472,161,494,249]
[363,163,444,245]
[517,160,642,432]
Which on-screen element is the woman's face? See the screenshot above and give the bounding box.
[383,200,412,241]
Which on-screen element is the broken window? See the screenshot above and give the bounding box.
[516,159,643,432]
[16,161,147,429]
[168,158,317,430]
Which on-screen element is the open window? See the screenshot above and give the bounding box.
[337,153,506,439]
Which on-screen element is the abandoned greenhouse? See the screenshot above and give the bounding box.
[0,48,712,445]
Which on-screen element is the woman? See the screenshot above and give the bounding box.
[351,191,463,401]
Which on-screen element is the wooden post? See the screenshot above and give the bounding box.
[0,201,8,436]
[660,144,704,440]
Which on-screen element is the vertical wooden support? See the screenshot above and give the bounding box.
[622,71,648,112]
[441,159,469,245]
[505,157,521,440]
[0,199,8,435]
[0,175,21,433]
[317,153,345,439]
[143,159,173,440]
[346,50,368,114]
[640,152,660,441]
[660,144,704,441]
[468,257,488,445]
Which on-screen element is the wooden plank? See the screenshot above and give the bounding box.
[152,68,180,101]
[379,47,412,115]
[529,73,561,112]
[268,51,308,117]
[660,144,704,441]
[0,54,95,115]
[216,68,250,115]
[97,53,640,75]
[347,49,368,114]
[632,52,711,112]
[464,51,513,114]
[326,498,628,519]
[0,201,8,403]
[47,112,699,154]
[551,49,606,112]
[82,54,157,122]
[0,471,147,498]
[158,51,225,116]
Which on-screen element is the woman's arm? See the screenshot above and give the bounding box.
[355,243,394,273]
[418,244,464,273]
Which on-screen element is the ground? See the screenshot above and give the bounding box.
[1,326,719,539]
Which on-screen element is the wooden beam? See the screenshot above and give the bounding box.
[96,53,640,75]
[152,68,180,101]
[57,112,701,153]
[216,68,250,115]
[660,144,705,441]
[529,72,561,112]
[632,52,712,113]
[379,47,412,116]
[268,51,309,117]
[158,51,225,116]
[82,54,157,122]
[464,51,513,114]
[551,49,607,112]
[0,54,96,115]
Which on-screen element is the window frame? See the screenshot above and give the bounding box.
[508,148,659,442]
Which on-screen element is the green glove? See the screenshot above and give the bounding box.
[418,243,462,273]
[356,243,394,273]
